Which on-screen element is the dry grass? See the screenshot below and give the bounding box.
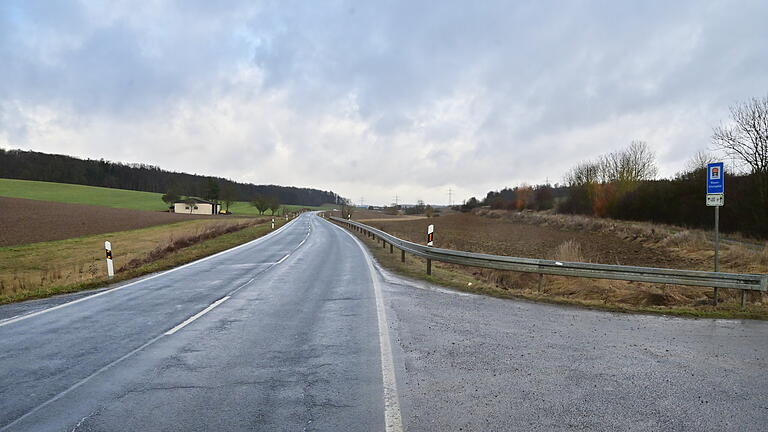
[118,221,258,272]
[0,218,269,302]
[338,211,768,318]
[659,230,709,249]
[553,240,586,262]
[476,208,674,243]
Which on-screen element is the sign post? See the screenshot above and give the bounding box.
[104,241,114,279]
[706,162,724,305]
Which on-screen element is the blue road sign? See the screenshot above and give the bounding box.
[707,162,724,194]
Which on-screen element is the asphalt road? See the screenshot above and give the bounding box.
[1,212,766,431]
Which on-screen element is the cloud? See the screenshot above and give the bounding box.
[1,0,767,204]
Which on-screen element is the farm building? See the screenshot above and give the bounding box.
[173,198,221,215]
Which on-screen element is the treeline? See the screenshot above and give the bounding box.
[463,96,768,239]
[466,143,767,238]
[0,149,342,206]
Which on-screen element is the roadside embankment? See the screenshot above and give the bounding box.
[0,217,286,304]
[334,213,768,319]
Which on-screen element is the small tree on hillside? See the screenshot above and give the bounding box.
[161,187,180,209]
[268,196,281,215]
[250,195,269,214]
[220,183,237,213]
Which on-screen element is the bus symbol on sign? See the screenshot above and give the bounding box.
[707,162,724,194]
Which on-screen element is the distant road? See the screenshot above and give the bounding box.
[0,213,766,431]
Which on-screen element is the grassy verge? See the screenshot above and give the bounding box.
[226,201,334,215]
[0,218,286,304]
[339,222,768,320]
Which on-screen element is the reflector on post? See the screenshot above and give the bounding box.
[104,241,114,279]
[427,224,434,247]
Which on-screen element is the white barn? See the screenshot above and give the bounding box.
[173,198,221,215]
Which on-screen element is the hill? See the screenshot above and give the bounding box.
[0,179,331,214]
[0,149,342,206]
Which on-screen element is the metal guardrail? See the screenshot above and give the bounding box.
[329,216,768,296]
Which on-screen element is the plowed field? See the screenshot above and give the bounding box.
[364,212,692,268]
[0,197,217,246]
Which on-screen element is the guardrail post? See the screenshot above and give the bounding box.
[328,216,764,296]
[382,240,386,249]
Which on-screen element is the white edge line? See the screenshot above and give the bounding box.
[0,216,300,328]
[324,218,404,432]
[165,296,230,335]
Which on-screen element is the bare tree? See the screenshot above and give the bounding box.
[685,151,716,173]
[339,198,355,219]
[600,141,658,185]
[267,196,281,215]
[424,205,435,218]
[713,96,768,222]
[712,96,768,175]
[183,197,197,215]
[564,161,602,187]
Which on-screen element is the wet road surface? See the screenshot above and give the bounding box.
[1,212,766,431]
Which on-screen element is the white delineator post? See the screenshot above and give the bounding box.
[426,224,434,275]
[271,218,275,229]
[104,241,114,279]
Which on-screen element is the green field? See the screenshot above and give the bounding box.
[0,179,165,210]
[0,179,335,214]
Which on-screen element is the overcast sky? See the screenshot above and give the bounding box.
[1,1,767,205]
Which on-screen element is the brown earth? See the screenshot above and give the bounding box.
[365,212,695,269]
[0,196,222,246]
[345,212,767,316]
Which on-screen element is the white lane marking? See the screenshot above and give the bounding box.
[164,296,230,335]
[0,216,301,328]
[0,331,165,431]
[327,219,404,431]
[2,217,317,429]
[276,254,290,264]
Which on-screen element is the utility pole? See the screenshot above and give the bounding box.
[448,188,453,207]
[394,195,399,207]
[360,197,364,208]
